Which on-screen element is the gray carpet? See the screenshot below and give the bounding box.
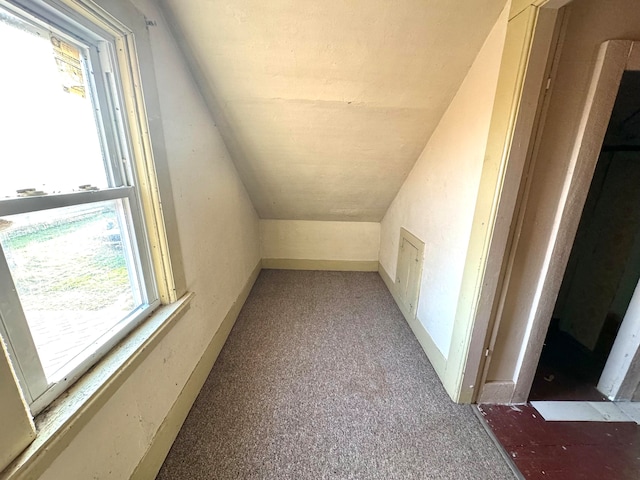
[157,270,514,479]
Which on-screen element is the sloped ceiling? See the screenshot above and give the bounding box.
[160,0,505,221]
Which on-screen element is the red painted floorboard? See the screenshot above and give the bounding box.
[477,404,640,480]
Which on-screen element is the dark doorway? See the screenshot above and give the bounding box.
[530,71,640,401]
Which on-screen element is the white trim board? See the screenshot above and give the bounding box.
[482,39,640,405]
[378,263,447,379]
[130,260,262,479]
[262,259,378,272]
[617,402,640,424]
[531,401,639,423]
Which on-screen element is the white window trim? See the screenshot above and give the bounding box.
[1,292,194,480]
[0,0,176,414]
[0,0,188,475]
[55,0,178,304]
[10,0,179,305]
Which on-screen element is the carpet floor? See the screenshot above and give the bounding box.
[156,270,514,479]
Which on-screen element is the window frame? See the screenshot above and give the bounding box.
[0,0,177,416]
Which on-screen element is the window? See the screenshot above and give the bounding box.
[0,0,169,415]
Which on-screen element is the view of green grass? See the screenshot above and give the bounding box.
[3,214,94,250]
[0,206,135,311]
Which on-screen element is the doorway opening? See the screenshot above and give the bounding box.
[529,70,640,402]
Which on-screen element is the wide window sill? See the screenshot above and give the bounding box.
[0,292,194,480]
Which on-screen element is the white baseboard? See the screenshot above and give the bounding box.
[131,260,262,479]
[262,258,378,271]
[378,262,447,380]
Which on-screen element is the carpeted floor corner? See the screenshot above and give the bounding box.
[156,270,515,479]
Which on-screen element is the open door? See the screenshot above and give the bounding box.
[446,0,568,403]
[478,40,640,404]
[528,75,640,401]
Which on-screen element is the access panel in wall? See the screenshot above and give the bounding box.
[396,228,425,318]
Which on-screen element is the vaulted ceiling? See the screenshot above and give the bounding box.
[160,0,505,221]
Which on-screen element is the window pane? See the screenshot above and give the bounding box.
[0,200,142,381]
[0,6,108,199]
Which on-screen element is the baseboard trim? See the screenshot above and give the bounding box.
[131,260,262,479]
[378,262,447,380]
[378,261,397,299]
[262,258,378,272]
[410,317,447,380]
[477,381,516,404]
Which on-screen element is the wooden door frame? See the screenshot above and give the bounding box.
[479,40,640,403]
[445,0,572,403]
[600,272,640,400]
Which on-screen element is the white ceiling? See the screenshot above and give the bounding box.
[160,0,506,221]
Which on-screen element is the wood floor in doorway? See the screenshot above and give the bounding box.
[529,327,607,402]
[477,404,640,479]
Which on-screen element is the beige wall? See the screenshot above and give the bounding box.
[487,0,640,386]
[379,8,508,359]
[261,220,379,262]
[36,0,261,477]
